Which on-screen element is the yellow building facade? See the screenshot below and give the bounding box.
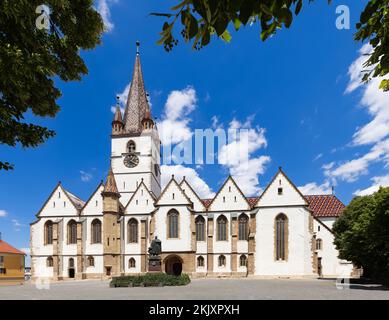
[0,239,25,284]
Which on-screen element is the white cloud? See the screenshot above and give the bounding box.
[325,138,389,182]
[80,170,93,182]
[298,181,332,195]
[157,87,197,146]
[353,175,389,196]
[19,248,30,255]
[230,156,270,195]
[313,153,323,162]
[161,165,214,198]
[12,219,25,231]
[346,45,389,146]
[0,210,7,218]
[325,45,389,183]
[96,0,118,32]
[218,117,270,196]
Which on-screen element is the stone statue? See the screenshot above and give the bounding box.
[148,236,162,256]
[148,236,162,272]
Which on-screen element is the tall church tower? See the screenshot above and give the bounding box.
[110,42,161,204]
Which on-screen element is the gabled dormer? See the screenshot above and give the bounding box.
[208,176,250,212]
[36,182,84,218]
[255,167,308,208]
[125,179,155,214]
[179,178,206,212]
[155,175,192,207]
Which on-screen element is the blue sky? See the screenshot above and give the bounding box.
[1,0,388,264]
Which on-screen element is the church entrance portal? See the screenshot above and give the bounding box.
[165,256,183,276]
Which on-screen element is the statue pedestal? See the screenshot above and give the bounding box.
[148,256,162,273]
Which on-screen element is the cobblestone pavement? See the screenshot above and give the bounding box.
[0,278,388,300]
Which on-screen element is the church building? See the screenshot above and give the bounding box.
[30,44,353,280]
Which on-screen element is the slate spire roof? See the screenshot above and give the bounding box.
[103,166,119,195]
[113,104,123,123]
[122,41,151,133]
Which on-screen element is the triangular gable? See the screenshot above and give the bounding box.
[255,167,308,207]
[36,183,84,217]
[208,176,250,211]
[155,176,192,206]
[179,178,205,212]
[125,180,155,214]
[81,182,104,216]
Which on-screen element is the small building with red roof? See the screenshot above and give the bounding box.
[0,237,26,284]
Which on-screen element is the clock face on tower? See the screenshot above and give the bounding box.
[123,154,139,168]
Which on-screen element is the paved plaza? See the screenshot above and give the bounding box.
[0,278,388,300]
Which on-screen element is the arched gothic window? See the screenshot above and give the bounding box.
[195,216,205,241]
[167,210,179,238]
[46,256,53,267]
[69,258,75,268]
[128,140,136,153]
[44,220,53,245]
[87,256,94,267]
[91,219,102,244]
[218,255,226,267]
[238,214,249,241]
[129,258,136,268]
[67,220,77,244]
[275,214,288,261]
[239,254,247,267]
[217,215,228,241]
[128,219,138,243]
[197,256,205,267]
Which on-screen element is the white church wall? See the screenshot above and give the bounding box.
[61,256,77,276]
[60,217,79,256]
[124,255,142,273]
[31,257,54,278]
[84,217,103,255]
[84,255,104,274]
[317,217,336,229]
[195,254,207,273]
[313,219,353,277]
[256,171,307,208]
[208,178,250,212]
[81,186,104,216]
[31,218,54,256]
[196,241,207,254]
[124,216,142,255]
[212,213,232,254]
[154,206,192,252]
[37,185,80,218]
[180,180,206,212]
[213,253,231,273]
[255,207,313,276]
[237,241,248,253]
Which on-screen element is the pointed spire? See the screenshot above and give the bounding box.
[112,96,123,135]
[113,105,123,123]
[103,166,120,196]
[122,41,151,134]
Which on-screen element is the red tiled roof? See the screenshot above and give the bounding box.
[200,194,344,217]
[0,240,26,255]
[305,195,345,217]
[247,197,259,208]
[201,199,213,208]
